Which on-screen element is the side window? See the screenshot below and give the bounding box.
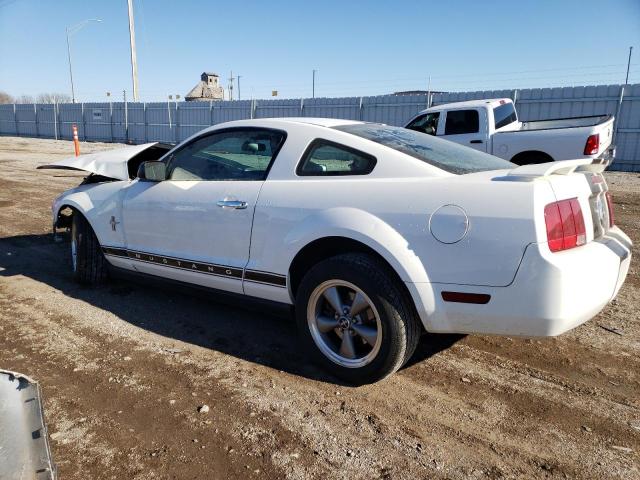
[167,129,285,181]
[406,112,440,136]
[444,109,479,135]
[297,139,376,176]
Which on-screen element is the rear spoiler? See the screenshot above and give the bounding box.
[506,158,607,179]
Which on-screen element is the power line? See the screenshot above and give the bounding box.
[240,65,638,92]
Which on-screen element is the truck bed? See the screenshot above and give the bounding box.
[516,114,612,132]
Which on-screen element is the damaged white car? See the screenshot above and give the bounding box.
[40,118,632,384]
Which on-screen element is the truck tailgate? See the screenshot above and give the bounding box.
[592,115,615,156]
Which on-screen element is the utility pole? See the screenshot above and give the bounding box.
[123,90,129,143]
[228,71,235,100]
[237,75,242,100]
[127,0,140,101]
[107,92,113,142]
[312,69,316,98]
[625,46,633,84]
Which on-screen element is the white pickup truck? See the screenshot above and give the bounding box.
[405,98,616,165]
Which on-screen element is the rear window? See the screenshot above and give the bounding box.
[444,109,479,135]
[297,139,376,176]
[493,102,518,129]
[333,123,515,175]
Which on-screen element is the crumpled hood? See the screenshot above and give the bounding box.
[37,142,160,181]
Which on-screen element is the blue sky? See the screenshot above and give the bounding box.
[0,0,638,102]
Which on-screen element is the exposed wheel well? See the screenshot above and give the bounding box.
[288,237,416,312]
[510,151,554,166]
[55,204,78,230]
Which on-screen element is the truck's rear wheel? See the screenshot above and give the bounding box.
[295,253,421,385]
[71,213,109,285]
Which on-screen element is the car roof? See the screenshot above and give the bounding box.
[276,117,364,127]
[208,117,365,130]
[183,117,378,147]
[422,98,511,112]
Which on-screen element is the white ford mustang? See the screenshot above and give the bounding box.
[40,118,632,384]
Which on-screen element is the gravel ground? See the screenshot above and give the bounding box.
[0,136,638,480]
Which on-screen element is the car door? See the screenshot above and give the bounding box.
[441,108,488,152]
[120,127,286,294]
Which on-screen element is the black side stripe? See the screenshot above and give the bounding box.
[103,247,127,257]
[102,247,286,288]
[244,270,287,287]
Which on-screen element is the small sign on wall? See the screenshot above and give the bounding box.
[92,109,103,120]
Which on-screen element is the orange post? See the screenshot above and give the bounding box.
[72,124,80,156]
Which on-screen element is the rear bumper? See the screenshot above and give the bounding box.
[409,226,632,336]
[597,144,615,165]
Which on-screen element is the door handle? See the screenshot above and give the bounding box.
[470,139,483,144]
[217,199,248,209]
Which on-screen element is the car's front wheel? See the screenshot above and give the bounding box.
[295,253,421,385]
[71,213,109,285]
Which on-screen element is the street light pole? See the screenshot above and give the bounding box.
[237,75,242,100]
[66,28,76,103]
[65,19,102,103]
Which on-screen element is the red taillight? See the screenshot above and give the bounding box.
[544,198,586,252]
[605,191,615,227]
[591,173,603,184]
[584,134,600,155]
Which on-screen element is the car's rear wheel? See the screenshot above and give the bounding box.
[71,213,109,285]
[295,253,421,384]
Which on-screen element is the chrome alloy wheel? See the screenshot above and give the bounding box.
[307,280,382,368]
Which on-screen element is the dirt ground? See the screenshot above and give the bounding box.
[0,136,638,480]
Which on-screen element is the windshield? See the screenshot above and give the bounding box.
[333,123,515,174]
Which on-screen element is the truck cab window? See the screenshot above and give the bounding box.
[406,112,440,136]
[493,103,518,129]
[444,110,479,135]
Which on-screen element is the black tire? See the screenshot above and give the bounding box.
[295,253,421,385]
[71,213,109,285]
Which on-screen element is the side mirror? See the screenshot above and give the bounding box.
[137,161,166,181]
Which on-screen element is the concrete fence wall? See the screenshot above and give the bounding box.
[1,83,639,171]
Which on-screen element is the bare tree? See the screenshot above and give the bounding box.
[36,92,72,104]
[0,91,13,104]
[15,95,34,104]
[6,93,72,104]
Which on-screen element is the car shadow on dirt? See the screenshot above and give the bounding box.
[0,233,463,385]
